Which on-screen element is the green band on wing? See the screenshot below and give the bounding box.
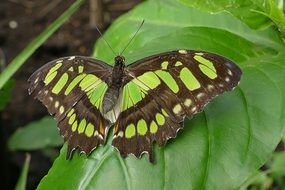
[44,71,57,85]
[194,55,216,72]
[89,82,107,109]
[52,73,69,94]
[79,74,100,91]
[155,70,179,93]
[127,81,144,105]
[44,62,62,85]
[65,74,86,95]
[199,64,217,79]
[137,71,161,89]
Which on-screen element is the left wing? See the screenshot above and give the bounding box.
[112,50,242,162]
[28,56,112,158]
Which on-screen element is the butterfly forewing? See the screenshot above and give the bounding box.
[28,56,112,158]
[112,50,242,162]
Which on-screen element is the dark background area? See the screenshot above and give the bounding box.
[0,0,141,189]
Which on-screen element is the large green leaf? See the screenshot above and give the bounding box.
[178,0,274,29]
[36,0,285,189]
[93,0,284,64]
[8,117,63,151]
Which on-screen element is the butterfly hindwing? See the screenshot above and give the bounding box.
[112,50,242,162]
[28,56,112,158]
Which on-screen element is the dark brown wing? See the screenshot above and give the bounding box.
[112,50,242,162]
[28,56,112,159]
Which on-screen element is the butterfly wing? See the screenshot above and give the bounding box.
[28,56,112,159]
[112,50,242,162]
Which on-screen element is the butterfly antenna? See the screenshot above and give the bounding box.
[120,20,145,55]
[95,26,117,56]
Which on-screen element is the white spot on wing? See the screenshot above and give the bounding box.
[225,77,230,82]
[34,77,39,84]
[197,93,205,99]
[98,134,104,140]
[227,69,233,76]
[55,101,59,108]
[68,56,76,60]
[114,131,124,139]
[178,50,187,54]
[207,85,214,91]
[56,60,63,63]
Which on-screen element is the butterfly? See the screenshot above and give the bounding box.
[28,49,242,163]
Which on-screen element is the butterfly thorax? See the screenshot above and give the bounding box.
[102,56,126,114]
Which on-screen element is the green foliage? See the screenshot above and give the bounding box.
[33,0,285,189]
[0,0,85,90]
[8,117,63,151]
[0,79,15,111]
[14,154,31,190]
[240,139,285,189]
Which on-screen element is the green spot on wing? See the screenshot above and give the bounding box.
[78,66,84,73]
[137,119,148,135]
[68,114,76,125]
[71,121,78,132]
[175,61,183,67]
[161,61,168,70]
[125,124,136,138]
[180,67,201,90]
[78,119,86,134]
[67,109,75,117]
[156,113,165,125]
[85,123,94,137]
[150,121,158,134]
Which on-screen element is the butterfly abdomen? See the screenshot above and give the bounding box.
[102,56,125,114]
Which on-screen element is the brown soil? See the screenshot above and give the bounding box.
[0,0,140,189]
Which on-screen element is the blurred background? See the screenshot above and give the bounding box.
[0,0,141,189]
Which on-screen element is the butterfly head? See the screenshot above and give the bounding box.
[115,56,125,66]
